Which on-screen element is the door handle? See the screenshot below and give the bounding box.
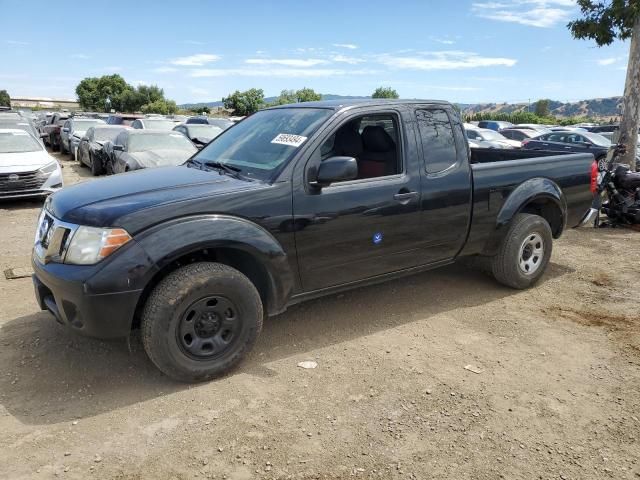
[393,191,419,202]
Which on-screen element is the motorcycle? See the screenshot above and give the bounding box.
[592,143,640,227]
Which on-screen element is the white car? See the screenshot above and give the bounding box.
[465,126,521,149]
[0,129,63,200]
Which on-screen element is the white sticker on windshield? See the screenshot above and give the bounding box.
[271,133,307,148]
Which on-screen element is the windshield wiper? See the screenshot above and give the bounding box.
[201,160,244,179]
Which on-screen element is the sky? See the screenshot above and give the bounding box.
[0,0,632,105]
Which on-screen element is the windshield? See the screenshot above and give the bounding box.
[73,119,103,132]
[93,128,124,142]
[186,125,223,139]
[192,108,332,181]
[129,133,196,152]
[0,131,41,153]
[480,130,507,141]
[583,132,612,147]
[144,119,176,130]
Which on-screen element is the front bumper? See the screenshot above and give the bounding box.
[31,238,155,339]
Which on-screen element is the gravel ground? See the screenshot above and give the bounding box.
[1,152,639,479]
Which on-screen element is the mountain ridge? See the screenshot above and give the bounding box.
[180,95,624,118]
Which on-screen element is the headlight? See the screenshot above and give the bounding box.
[38,160,59,177]
[65,226,132,265]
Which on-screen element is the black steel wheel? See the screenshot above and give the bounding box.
[141,262,263,382]
[177,295,241,359]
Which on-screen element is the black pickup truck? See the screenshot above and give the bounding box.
[31,100,596,382]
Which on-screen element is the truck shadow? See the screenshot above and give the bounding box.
[0,262,573,425]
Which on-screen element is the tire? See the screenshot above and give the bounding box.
[596,155,607,172]
[90,152,103,176]
[141,262,263,382]
[50,134,59,152]
[490,213,553,289]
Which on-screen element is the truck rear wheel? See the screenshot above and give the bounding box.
[491,213,552,289]
[141,262,263,382]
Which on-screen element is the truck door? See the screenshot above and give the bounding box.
[414,108,472,261]
[292,109,426,291]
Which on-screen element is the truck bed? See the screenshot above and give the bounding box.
[470,148,579,164]
[461,151,596,256]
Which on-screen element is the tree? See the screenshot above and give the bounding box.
[295,87,321,102]
[534,99,551,117]
[569,1,640,170]
[273,89,298,106]
[222,88,264,116]
[76,74,130,111]
[372,87,399,99]
[141,99,178,115]
[192,105,210,114]
[0,89,10,107]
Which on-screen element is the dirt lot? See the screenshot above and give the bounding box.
[1,152,639,480]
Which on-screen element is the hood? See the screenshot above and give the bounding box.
[72,130,87,139]
[0,150,54,172]
[130,148,197,168]
[500,139,521,148]
[47,165,265,228]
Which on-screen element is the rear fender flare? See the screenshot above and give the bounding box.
[483,177,566,256]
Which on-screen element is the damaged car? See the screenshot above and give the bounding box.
[104,129,197,174]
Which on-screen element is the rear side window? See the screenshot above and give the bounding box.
[416,109,457,174]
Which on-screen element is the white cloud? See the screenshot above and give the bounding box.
[245,58,328,67]
[7,40,29,46]
[472,0,576,28]
[377,51,517,70]
[170,54,220,66]
[153,66,179,73]
[190,68,376,78]
[597,57,622,66]
[71,53,90,59]
[431,37,456,45]
[104,66,122,72]
[332,43,358,50]
[330,54,365,64]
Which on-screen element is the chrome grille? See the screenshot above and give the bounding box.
[0,170,46,194]
[33,211,77,264]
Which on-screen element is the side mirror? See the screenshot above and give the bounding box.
[62,128,69,133]
[112,144,124,151]
[312,156,358,187]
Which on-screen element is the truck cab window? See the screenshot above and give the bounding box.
[319,114,400,180]
[416,109,457,174]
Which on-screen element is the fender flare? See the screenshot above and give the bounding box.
[483,177,567,256]
[134,214,294,315]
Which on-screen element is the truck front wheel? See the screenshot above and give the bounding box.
[141,262,263,382]
[491,213,552,289]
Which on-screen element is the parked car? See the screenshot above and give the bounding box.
[465,126,520,149]
[77,125,130,176]
[0,129,63,199]
[105,114,144,126]
[31,99,596,381]
[477,120,514,131]
[40,112,69,151]
[172,123,223,149]
[104,129,197,174]
[131,118,178,130]
[0,117,41,140]
[59,117,106,158]
[513,124,551,133]
[499,128,542,144]
[186,116,234,130]
[523,130,611,167]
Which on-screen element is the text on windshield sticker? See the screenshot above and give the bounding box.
[271,133,307,148]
